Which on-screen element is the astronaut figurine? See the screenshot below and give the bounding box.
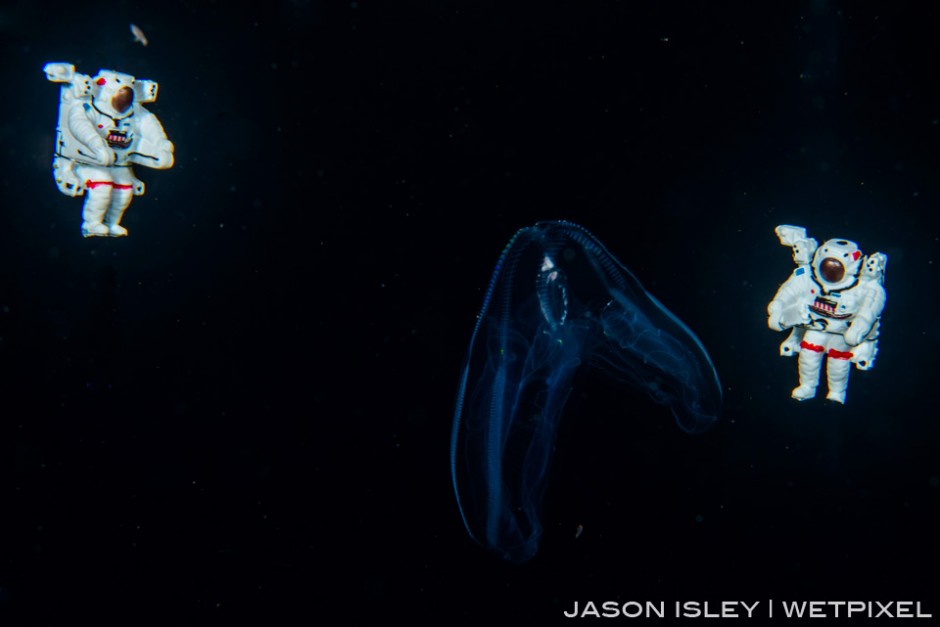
[44,63,174,237]
[767,225,887,404]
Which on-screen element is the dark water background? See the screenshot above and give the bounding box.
[5,0,940,623]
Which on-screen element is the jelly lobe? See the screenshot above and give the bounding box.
[450,221,721,563]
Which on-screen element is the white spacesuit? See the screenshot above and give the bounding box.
[44,63,174,237]
[767,225,887,404]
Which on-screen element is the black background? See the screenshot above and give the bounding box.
[5,0,940,623]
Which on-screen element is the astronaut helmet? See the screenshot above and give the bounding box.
[812,238,863,290]
[91,69,136,118]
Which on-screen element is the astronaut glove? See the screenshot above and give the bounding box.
[844,322,867,347]
[94,146,115,167]
[767,300,783,331]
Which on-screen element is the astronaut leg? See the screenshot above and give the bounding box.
[825,339,854,404]
[104,167,135,237]
[792,331,826,400]
[75,165,113,237]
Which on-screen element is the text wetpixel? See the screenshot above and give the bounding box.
[778,601,932,619]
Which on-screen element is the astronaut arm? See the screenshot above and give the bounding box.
[66,104,113,166]
[775,225,818,265]
[767,299,784,329]
[845,283,887,346]
[130,110,174,169]
[767,273,809,331]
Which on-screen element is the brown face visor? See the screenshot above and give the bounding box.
[111,86,134,113]
[819,257,845,283]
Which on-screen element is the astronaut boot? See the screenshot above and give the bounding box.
[104,190,133,237]
[81,192,110,237]
[81,222,110,237]
[792,349,824,401]
[825,356,852,404]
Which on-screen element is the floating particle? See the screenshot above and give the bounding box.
[130,23,149,47]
